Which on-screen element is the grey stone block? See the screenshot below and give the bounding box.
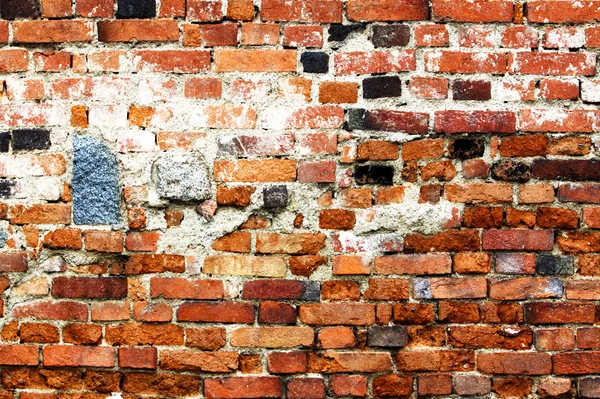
[153,154,211,201]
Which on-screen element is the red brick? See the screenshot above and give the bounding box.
[335,50,416,75]
[261,0,342,22]
[98,20,179,42]
[178,302,255,323]
[0,345,39,366]
[215,49,297,72]
[513,52,596,76]
[268,351,307,374]
[43,346,115,367]
[347,0,427,21]
[119,347,157,369]
[204,377,282,398]
[477,352,552,375]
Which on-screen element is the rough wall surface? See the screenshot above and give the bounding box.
[1,0,600,398]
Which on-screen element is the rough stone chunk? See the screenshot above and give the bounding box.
[153,154,211,201]
[73,135,121,225]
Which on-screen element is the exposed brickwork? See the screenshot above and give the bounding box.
[0,0,599,398]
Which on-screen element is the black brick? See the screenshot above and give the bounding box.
[536,255,574,275]
[491,160,531,182]
[117,0,156,18]
[1,0,39,20]
[263,186,288,208]
[11,129,51,151]
[448,138,485,159]
[0,180,15,199]
[363,76,402,99]
[355,165,394,185]
[301,52,329,74]
[368,326,408,347]
[0,133,9,153]
[452,80,491,101]
[372,24,410,47]
[328,24,366,41]
[532,160,600,181]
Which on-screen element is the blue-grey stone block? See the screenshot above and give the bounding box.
[0,231,6,248]
[263,185,288,208]
[73,135,121,225]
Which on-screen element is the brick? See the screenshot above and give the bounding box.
[559,231,600,253]
[122,373,199,396]
[43,346,114,367]
[268,351,307,374]
[178,302,254,323]
[415,277,487,299]
[553,352,600,375]
[334,50,416,75]
[19,323,59,344]
[186,327,226,350]
[347,0,427,21]
[215,49,296,72]
[0,345,38,366]
[133,50,210,73]
[375,254,451,275]
[187,0,223,21]
[309,352,392,373]
[435,110,516,133]
[483,230,554,251]
[98,20,179,42]
[432,0,513,21]
[317,326,355,348]
[119,347,157,369]
[241,23,279,45]
[204,377,281,398]
[52,277,127,299]
[231,326,313,348]
[330,375,367,397]
[62,324,102,345]
[528,0,600,23]
[160,350,238,373]
[151,278,223,300]
[214,160,296,182]
[0,252,28,272]
[84,230,124,253]
[454,375,492,396]
[513,52,596,76]
[283,26,323,47]
[77,0,113,17]
[426,51,507,74]
[10,204,71,225]
[477,352,552,375]
[14,21,92,43]
[397,350,474,372]
[1,0,39,19]
[262,0,341,22]
[418,374,452,395]
[299,303,375,325]
[524,302,595,324]
[203,256,286,277]
[535,328,575,351]
[404,230,480,253]
[449,325,532,350]
[490,277,563,300]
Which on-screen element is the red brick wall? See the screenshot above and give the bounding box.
[0,0,599,397]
